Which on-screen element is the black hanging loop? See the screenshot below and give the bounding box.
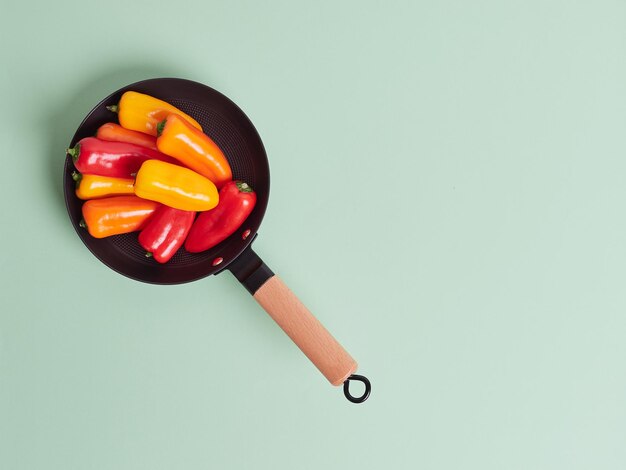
[343,374,371,403]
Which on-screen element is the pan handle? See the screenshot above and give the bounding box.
[228,246,370,403]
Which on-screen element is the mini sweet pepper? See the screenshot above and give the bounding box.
[185,181,256,253]
[156,113,232,188]
[138,206,196,263]
[96,122,158,150]
[107,91,202,136]
[67,137,177,178]
[134,160,219,212]
[72,171,134,200]
[80,196,160,238]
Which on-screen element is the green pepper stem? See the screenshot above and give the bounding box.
[156,119,167,137]
[66,144,79,160]
[235,181,254,193]
[71,171,82,183]
[145,252,153,258]
[106,104,119,113]
[79,219,87,229]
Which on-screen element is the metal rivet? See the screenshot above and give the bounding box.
[212,257,223,266]
[242,229,251,240]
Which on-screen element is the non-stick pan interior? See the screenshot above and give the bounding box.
[63,78,270,284]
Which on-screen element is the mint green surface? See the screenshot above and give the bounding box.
[1,2,626,469]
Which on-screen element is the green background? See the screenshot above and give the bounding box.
[1,1,625,469]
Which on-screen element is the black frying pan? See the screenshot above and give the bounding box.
[63,78,370,403]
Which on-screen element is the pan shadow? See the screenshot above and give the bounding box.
[44,62,202,215]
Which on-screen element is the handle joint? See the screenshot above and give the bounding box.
[228,245,274,294]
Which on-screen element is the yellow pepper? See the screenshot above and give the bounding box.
[107,91,203,137]
[134,160,219,211]
[72,171,134,200]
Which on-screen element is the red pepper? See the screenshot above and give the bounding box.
[67,137,177,178]
[138,206,196,263]
[184,181,256,253]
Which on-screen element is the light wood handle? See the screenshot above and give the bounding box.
[253,275,357,386]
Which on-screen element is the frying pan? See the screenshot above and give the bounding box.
[63,78,370,403]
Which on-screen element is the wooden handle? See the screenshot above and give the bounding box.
[253,275,357,386]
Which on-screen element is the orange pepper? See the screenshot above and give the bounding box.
[156,114,232,188]
[80,196,160,238]
[73,171,134,200]
[96,123,158,150]
[107,91,203,137]
[134,160,219,212]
